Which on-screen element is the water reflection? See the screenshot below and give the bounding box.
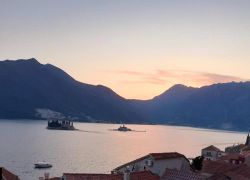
[0,120,247,180]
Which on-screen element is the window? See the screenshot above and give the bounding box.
[206,152,212,157]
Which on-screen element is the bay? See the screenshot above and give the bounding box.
[0,120,246,179]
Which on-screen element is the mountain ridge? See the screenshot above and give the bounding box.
[0,58,144,123]
[1,58,250,131]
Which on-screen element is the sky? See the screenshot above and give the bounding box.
[1,0,250,99]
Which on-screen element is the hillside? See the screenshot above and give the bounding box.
[132,82,250,130]
[1,58,250,131]
[0,58,144,123]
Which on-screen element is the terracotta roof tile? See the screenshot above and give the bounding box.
[0,167,19,180]
[63,171,159,180]
[228,164,250,179]
[114,152,188,170]
[130,171,159,180]
[218,153,244,161]
[203,162,250,179]
[149,152,187,160]
[201,161,237,174]
[63,173,122,180]
[202,145,221,152]
[208,173,249,180]
[162,168,206,180]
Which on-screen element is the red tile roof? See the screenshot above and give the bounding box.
[1,167,19,180]
[63,171,159,180]
[208,165,250,180]
[202,161,250,179]
[218,153,244,161]
[227,164,250,179]
[208,173,249,180]
[130,171,159,180]
[149,152,187,160]
[202,145,221,152]
[114,152,188,170]
[201,161,237,175]
[162,168,206,180]
[63,173,121,180]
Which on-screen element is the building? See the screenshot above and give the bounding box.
[112,152,190,177]
[225,134,250,153]
[201,145,223,161]
[0,167,19,180]
[225,144,246,153]
[218,153,245,165]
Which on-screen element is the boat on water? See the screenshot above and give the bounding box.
[117,124,132,131]
[34,162,52,169]
[47,119,75,130]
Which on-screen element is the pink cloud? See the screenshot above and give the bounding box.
[108,69,245,87]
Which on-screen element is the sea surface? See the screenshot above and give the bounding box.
[0,120,247,179]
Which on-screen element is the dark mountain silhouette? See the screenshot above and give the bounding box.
[0,58,144,123]
[132,82,250,130]
[1,58,250,131]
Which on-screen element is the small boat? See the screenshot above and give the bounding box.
[34,162,52,169]
[117,124,132,132]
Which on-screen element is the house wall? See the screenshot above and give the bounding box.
[201,150,218,161]
[225,145,244,153]
[115,157,190,177]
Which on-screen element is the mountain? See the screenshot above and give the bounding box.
[1,58,250,131]
[0,58,144,123]
[132,82,250,131]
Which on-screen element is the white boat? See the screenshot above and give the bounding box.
[34,162,52,169]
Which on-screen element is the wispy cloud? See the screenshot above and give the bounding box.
[108,69,245,87]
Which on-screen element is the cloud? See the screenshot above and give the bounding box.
[108,69,245,87]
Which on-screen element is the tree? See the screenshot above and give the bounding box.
[191,156,204,171]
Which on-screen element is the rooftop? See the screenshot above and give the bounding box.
[202,145,221,152]
[218,153,244,161]
[63,171,159,180]
[201,161,237,175]
[0,167,19,180]
[114,152,188,170]
[162,168,206,180]
[207,164,250,180]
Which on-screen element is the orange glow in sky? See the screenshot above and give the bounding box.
[1,1,250,99]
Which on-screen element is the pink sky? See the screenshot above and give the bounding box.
[1,0,250,99]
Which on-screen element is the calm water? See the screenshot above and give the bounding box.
[0,120,247,179]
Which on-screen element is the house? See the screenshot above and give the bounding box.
[225,144,246,153]
[201,145,223,161]
[61,170,160,180]
[218,153,245,165]
[0,167,19,180]
[225,134,250,153]
[161,168,206,180]
[112,152,190,177]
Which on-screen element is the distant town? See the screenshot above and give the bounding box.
[2,134,250,179]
